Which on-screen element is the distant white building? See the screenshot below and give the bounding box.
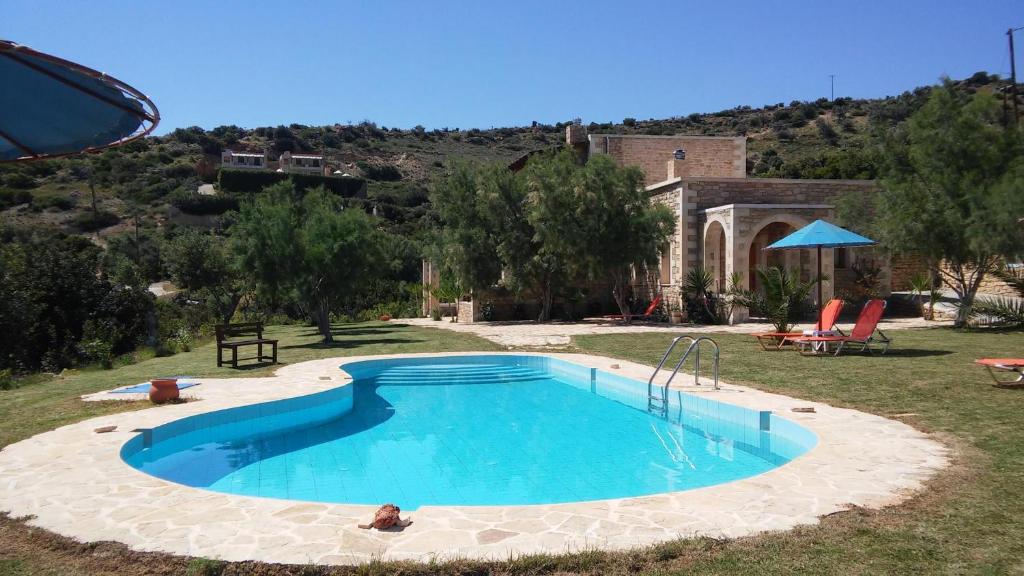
[280,151,324,174]
[221,149,327,175]
[221,150,268,169]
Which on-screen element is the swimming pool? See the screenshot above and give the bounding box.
[122,355,816,509]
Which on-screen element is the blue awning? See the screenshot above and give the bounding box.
[0,40,158,162]
[766,219,876,250]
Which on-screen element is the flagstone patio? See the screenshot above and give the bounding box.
[0,352,948,565]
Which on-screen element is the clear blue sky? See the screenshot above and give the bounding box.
[2,0,1020,134]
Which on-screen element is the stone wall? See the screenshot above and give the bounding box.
[889,253,930,292]
[591,135,745,185]
[938,261,1021,298]
[683,177,877,209]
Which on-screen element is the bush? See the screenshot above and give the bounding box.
[0,235,154,372]
[169,189,239,215]
[71,210,120,232]
[3,172,36,189]
[357,161,402,181]
[0,368,16,390]
[34,195,74,211]
[0,189,32,209]
[816,118,839,145]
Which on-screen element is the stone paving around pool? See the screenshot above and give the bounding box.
[0,352,949,565]
[402,317,947,348]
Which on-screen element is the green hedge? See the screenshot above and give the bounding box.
[218,169,366,197]
[169,190,240,215]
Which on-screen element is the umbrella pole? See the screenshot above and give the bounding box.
[817,245,823,331]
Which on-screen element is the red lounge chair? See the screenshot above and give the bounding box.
[603,294,663,322]
[974,359,1024,388]
[752,298,845,350]
[790,299,892,356]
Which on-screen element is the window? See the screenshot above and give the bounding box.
[835,247,848,269]
[660,243,672,284]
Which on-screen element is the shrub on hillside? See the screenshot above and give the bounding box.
[0,235,154,372]
[170,189,239,215]
[357,161,402,181]
[3,172,35,189]
[0,189,32,209]
[816,118,839,145]
[71,210,120,232]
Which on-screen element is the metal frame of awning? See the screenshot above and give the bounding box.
[0,39,160,162]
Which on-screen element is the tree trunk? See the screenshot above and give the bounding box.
[315,298,333,343]
[221,291,243,325]
[89,177,98,216]
[611,272,631,324]
[538,277,553,322]
[940,258,993,328]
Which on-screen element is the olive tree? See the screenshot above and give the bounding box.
[876,81,1024,326]
[575,154,675,321]
[232,183,384,342]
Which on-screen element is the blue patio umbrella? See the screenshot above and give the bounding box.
[766,219,876,329]
[0,40,159,162]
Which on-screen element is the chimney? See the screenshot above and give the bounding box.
[566,118,587,145]
[666,148,687,179]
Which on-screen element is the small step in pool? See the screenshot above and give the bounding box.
[122,355,816,509]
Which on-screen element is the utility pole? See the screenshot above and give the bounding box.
[1010,27,1023,122]
[829,74,835,102]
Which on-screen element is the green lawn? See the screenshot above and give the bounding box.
[1,324,1022,575]
[572,328,1024,575]
[0,321,499,450]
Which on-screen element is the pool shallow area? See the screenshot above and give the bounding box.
[122,355,816,509]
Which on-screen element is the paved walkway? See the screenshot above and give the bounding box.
[403,316,948,348]
[0,352,948,565]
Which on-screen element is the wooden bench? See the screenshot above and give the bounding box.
[215,322,278,368]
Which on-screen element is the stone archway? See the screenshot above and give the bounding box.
[704,220,728,293]
[747,221,800,292]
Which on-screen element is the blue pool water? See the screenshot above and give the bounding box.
[122,355,816,509]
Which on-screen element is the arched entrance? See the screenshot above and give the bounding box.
[748,221,800,292]
[704,220,727,292]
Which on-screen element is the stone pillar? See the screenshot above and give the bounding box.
[421,260,440,317]
[728,206,749,324]
[457,300,480,324]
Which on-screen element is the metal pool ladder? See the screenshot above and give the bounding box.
[647,335,721,416]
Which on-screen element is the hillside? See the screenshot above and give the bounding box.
[0,71,1015,242]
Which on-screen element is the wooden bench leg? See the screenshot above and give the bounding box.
[217,346,223,367]
[258,342,263,362]
[272,342,277,364]
[232,346,238,369]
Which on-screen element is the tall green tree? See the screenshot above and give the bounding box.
[429,161,500,297]
[165,229,245,324]
[523,150,587,321]
[876,81,1024,326]
[576,155,675,321]
[232,183,385,342]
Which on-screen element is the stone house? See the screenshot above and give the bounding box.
[221,149,329,175]
[431,123,920,323]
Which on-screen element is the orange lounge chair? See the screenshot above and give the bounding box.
[789,299,892,356]
[752,299,845,350]
[974,359,1024,388]
[603,294,663,322]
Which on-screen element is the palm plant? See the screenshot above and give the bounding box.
[732,267,821,333]
[908,272,932,318]
[970,265,1024,327]
[682,266,721,324]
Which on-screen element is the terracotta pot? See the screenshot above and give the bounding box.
[149,378,179,404]
[670,312,684,324]
[379,315,391,321]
